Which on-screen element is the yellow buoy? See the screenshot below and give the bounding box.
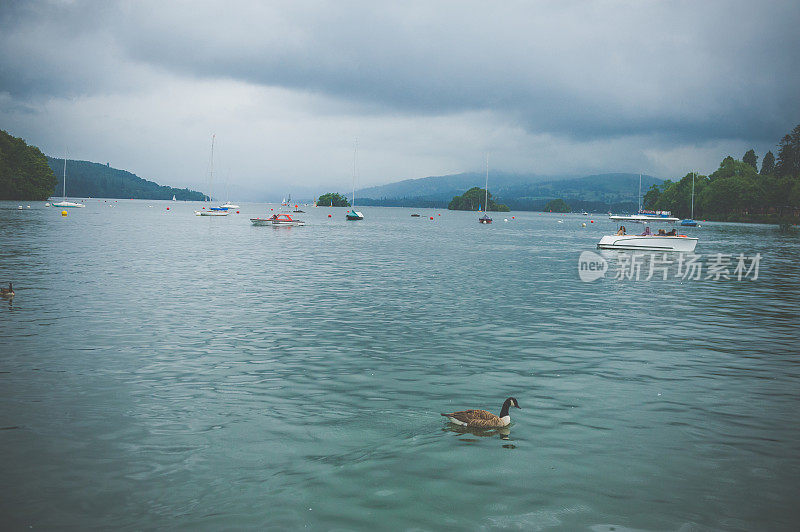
[61,210,68,216]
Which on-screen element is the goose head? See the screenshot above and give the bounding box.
[1,282,12,296]
[499,397,521,418]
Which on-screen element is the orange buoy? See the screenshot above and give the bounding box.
[328,214,332,218]
[166,207,170,210]
[236,210,239,213]
[512,216,515,219]
[590,220,594,223]
[430,216,433,220]
[438,213,441,216]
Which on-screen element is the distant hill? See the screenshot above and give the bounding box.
[355,171,558,204]
[356,172,662,212]
[46,157,206,201]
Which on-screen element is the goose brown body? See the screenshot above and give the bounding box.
[441,397,521,428]
[0,283,13,297]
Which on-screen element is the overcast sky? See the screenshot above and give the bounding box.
[2,0,799,196]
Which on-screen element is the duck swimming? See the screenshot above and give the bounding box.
[0,283,13,297]
[441,397,521,428]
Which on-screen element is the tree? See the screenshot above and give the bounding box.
[543,198,570,212]
[0,130,57,200]
[775,124,800,178]
[761,151,775,175]
[642,184,662,209]
[448,187,509,211]
[316,192,350,207]
[743,149,758,170]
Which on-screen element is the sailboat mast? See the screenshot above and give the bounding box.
[208,134,215,202]
[62,150,67,198]
[352,139,357,207]
[638,173,642,211]
[484,153,489,213]
[691,171,695,219]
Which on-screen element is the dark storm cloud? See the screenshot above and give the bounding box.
[2,1,799,146]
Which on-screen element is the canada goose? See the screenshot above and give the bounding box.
[0,283,14,297]
[441,397,521,428]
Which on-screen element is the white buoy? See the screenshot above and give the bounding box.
[504,218,508,222]
[45,202,50,206]
[582,222,586,227]
[26,205,31,208]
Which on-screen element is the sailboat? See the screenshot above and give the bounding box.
[172,195,177,201]
[51,151,85,208]
[479,154,492,223]
[608,173,679,223]
[346,141,364,220]
[195,134,229,216]
[680,172,698,226]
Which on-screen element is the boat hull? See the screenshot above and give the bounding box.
[597,235,698,252]
[250,215,305,226]
[346,210,364,220]
[51,201,85,208]
[609,214,680,223]
[680,219,698,226]
[195,210,229,216]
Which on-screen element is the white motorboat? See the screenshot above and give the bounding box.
[220,201,239,209]
[195,209,229,216]
[250,213,305,226]
[597,230,697,252]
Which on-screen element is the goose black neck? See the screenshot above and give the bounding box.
[500,401,511,417]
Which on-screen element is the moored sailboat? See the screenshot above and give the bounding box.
[346,141,364,220]
[51,151,85,208]
[479,154,492,224]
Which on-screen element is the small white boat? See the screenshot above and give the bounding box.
[52,152,85,207]
[250,213,305,226]
[582,211,589,216]
[597,231,698,252]
[220,201,239,209]
[195,210,229,216]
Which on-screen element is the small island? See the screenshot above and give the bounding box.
[0,130,57,200]
[317,192,350,207]
[448,187,510,211]
[544,198,571,212]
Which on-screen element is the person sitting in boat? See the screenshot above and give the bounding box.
[657,228,667,235]
[639,226,652,236]
[616,226,626,235]
[666,228,677,236]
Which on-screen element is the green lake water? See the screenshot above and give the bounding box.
[1,200,799,530]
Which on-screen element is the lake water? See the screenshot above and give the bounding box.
[1,200,799,530]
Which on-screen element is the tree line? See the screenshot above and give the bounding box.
[0,130,57,200]
[644,124,800,223]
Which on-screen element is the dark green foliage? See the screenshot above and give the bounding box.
[761,151,775,175]
[448,187,509,211]
[317,192,350,207]
[775,124,800,178]
[743,149,758,170]
[46,157,205,200]
[543,198,570,212]
[642,183,665,209]
[0,130,57,200]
